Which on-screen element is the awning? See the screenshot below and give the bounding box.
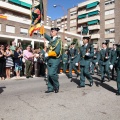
[20,1,31,8]
[8,0,31,8]
[8,0,21,5]
[86,1,99,9]
[78,14,87,19]
[88,10,99,17]
[88,20,99,25]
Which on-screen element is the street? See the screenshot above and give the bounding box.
[0,74,120,120]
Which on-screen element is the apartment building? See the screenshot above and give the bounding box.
[0,0,80,49]
[53,0,120,45]
[100,0,120,44]
[77,0,100,44]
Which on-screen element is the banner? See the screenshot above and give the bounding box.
[29,0,44,36]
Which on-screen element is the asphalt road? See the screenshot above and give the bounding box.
[0,74,120,120]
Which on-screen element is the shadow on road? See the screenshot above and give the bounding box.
[0,86,6,94]
[94,81,116,93]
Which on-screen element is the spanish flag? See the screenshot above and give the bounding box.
[29,0,45,36]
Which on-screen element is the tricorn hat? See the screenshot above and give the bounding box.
[83,36,90,41]
[51,27,60,32]
[102,41,108,45]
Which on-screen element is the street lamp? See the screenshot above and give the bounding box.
[53,4,66,45]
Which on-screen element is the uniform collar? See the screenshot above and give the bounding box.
[53,36,58,41]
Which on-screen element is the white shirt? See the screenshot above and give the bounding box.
[53,36,58,41]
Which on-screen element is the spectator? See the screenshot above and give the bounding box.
[23,45,34,78]
[14,47,23,78]
[5,44,14,79]
[0,45,6,80]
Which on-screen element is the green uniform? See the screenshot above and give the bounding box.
[116,47,120,94]
[79,44,94,87]
[62,53,68,73]
[110,49,117,79]
[44,33,62,91]
[99,48,111,82]
[91,51,100,74]
[68,48,79,78]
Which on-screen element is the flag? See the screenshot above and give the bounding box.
[82,26,89,34]
[29,0,45,36]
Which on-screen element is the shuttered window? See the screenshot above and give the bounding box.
[6,25,15,33]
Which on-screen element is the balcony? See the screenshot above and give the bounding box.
[88,25,100,30]
[70,15,77,20]
[105,4,115,10]
[78,16,100,24]
[105,23,115,29]
[70,7,78,12]
[105,33,115,39]
[3,14,31,24]
[0,1,30,15]
[70,22,77,27]
[105,14,115,20]
[78,6,100,15]
[91,34,100,39]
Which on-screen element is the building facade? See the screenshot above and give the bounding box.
[52,0,120,45]
[0,0,81,49]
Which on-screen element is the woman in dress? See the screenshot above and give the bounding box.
[14,47,23,78]
[5,45,14,79]
[0,45,6,80]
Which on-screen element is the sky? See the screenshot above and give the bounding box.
[47,0,85,20]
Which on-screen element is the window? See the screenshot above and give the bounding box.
[70,26,76,31]
[0,24,1,31]
[105,9,114,15]
[105,19,114,24]
[105,28,115,34]
[6,25,15,33]
[105,0,115,6]
[57,21,61,24]
[20,28,28,35]
[70,19,76,23]
[70,11,77,16]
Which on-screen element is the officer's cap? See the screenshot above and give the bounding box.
[113,43,117,46]
[51,27,60,32]
[83,36,90,41]
[102,41,108,45]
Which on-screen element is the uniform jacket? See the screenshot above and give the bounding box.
[80,44,94,66]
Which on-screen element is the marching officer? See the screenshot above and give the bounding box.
[110,44,117,80]
[44,27,62,93]
[78,36,94,88]
[62,49,68,73]
[68,42,80,79]
[116,44,120,95]
[91,48,100,75]
[99,41,111,83]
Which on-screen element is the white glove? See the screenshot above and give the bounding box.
[75,63,78,66]
[71,57,74,59]
[45,53,48,58]
[96,62,98,65]
[110,65,113,70]
[85,53,90,56]
[105,56,109,59]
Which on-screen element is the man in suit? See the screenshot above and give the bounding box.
[99,41,111,83]
[78,36,94,88]
[44,27,62,93]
